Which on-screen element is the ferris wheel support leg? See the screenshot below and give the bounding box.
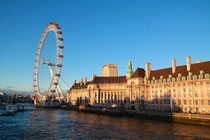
[48,65,64,101]
[55,86,61,100]
[57,84,64,99]
[48,65,55,81]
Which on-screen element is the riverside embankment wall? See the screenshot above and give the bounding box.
[64,106,210,126]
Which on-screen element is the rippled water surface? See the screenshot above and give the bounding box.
[0,109,210,139]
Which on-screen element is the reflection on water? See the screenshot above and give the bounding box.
[0,109,210,139]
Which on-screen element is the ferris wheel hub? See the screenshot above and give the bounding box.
[42,61,55,66]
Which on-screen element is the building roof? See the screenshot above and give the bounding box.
[131,68,145,78]
[92,76,127,84]
[71,76,127,89]
[71,81,92,89]
[148,61,210,80]
[102,64,118,68]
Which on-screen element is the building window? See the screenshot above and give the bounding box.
[174,94,176,97]
[200,82,203,85]
[184,93,186,97]
[178,100,181,105]
[208,93,210,97]
[189,100,192,105]
[178,84,180,87]
[196,107,199,112]
[173,100,176,105]
[201,100,204,105]
[195,100,198,105]
[206,81,209,85]
[189,107,193,112]
[195,93,198,97]
[183,88,186,92]
[194,82,197,85]
[183,83,185,86]
[185,107,187,111]
[168,99,170,104]
[173,89,176,92]
[164,100,167,104]
[173,84,175,87]
[184,100,187,105]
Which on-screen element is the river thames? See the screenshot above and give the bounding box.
[0,109,210,139]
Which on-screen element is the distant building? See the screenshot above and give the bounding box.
[101,64,118,77]
[67,56,210,114]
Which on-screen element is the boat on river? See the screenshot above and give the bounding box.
[0,108,15,116]
[6,105,18,113]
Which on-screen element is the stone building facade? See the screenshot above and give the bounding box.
[67,57,210,114]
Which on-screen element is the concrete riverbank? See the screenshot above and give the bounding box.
[60,106,210,126]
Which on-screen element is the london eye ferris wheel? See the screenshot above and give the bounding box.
[33,22,64,105]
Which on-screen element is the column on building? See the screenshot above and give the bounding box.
[103,92,105,104]
[120,92,122,103]
[96,92,98,103]
[100,92,102,103]
[115,92,117,104]
[117,92,119,104]
[106,92,108,103]
[109,92,111,103]
[108,92,110,103]
[113,92,116,103]
[122,92,125,103]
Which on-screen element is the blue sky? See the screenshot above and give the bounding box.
[0,0,210,93]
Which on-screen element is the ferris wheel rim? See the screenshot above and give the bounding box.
[33,22,64,98]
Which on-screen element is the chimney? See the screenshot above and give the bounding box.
[84,77,87,85]
[80,78,83,86]
[92,75,96,80]
[196,60,201,63]
[145,63,151,79]
[74,80,77,85]
[187,56,191,71]
[172,59,176,73]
